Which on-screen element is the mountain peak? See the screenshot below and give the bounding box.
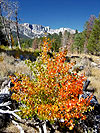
[11,22,76,39]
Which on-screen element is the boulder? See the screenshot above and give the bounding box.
[80,91,98,105]
[80,56,91,68]
[98,64,100,68]
[0,77,8,88]
[83,79,90,91]
[91,62,98,67]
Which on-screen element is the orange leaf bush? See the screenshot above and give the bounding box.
[9,38,92,130]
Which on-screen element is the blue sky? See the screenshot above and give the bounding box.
[14,0,100,31]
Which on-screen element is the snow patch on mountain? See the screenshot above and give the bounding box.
[11,22,76,39]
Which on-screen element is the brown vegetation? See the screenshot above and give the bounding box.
[69,53,100,103]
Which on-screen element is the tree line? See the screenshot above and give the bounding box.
[72,14,100,55]
[29,14,100,55]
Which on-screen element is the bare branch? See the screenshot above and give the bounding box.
[0,109,21,120]
[0,101,11,107]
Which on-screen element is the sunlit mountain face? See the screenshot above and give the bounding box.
[10,22,76,39]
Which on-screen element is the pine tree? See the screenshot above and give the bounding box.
[72,33,84,53]
[87,15,100,55]
[83,15,96,53]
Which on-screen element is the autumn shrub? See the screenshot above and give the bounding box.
[9,38,93,130]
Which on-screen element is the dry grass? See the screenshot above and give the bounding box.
[0,61,32,78]
[20,123,38,133]
[88,67,100,103]
[71,53,100,64]
[0,52,32,81]
[1,123,20,133]
[91,67,100,78]
[1,123,38,133]
[70,53,100,103]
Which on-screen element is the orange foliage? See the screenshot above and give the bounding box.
[9,38,92,130]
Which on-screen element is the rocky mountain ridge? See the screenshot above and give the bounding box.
[10,22,76,39]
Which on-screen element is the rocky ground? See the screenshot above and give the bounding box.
[68,53,100,103]
[0,52,100,133]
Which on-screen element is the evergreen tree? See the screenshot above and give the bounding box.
[75,29,78,34]
[87,15,100,55]
[83,15,96,53]
[72,33,84,53]
[47,33,62,52]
